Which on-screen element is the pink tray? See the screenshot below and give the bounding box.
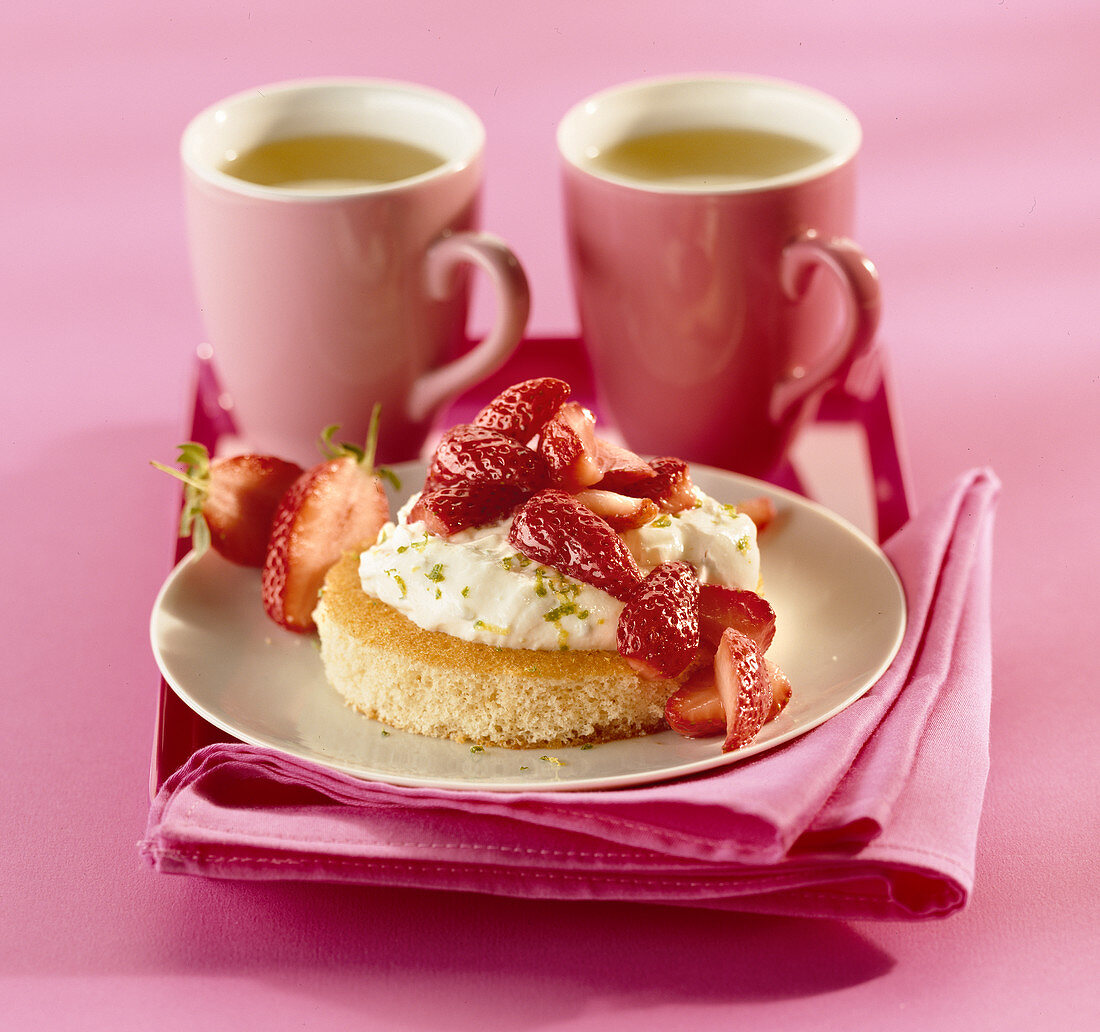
[150,337,912,797]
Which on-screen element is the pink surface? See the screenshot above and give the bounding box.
[2,1,1097,1029]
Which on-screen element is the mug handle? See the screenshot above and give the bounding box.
[769,230,882,424]
[406,231,531,423]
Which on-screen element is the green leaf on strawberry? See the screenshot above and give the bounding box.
[151,442,215,555]
[317,405,401,490]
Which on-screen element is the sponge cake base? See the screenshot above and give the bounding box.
[314,550,691,748]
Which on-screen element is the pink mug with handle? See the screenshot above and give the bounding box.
[182,79,530,466]
[558,75,881,476]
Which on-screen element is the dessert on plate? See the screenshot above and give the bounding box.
[312,378,790,750]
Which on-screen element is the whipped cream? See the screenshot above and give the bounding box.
[357,490,760,652]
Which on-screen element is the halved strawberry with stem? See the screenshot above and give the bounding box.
[151,444,303,567]
[698,583,776,653]
[538,402,603,492]
[507,488,643,602]
[262,408,392,633]
[616,561,700,680]
[473,377,571,442]
[714,627,774,752]
[424,423,546,494]
[410,480,527,536]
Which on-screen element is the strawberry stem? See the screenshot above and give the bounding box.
[150,443,213,554]
[149,460,206,493]
[316,404,399,488]
[362,403,381,475]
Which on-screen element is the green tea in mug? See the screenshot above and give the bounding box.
[220,133,447,190]
[589,126,831,186]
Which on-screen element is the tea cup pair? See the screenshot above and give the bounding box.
[183,76,879,473]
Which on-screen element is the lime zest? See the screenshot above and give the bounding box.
[474,619,510,635]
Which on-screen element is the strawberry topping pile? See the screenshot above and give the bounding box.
[413,377,791,751]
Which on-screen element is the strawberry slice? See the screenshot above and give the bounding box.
[473,377,571,442]
[152,444,303,567]
[262,415,391,633]
[765,659,792,720]
[507,488,643,602]
[409,481,527,536]
[736,495,777,533]
[698,583,776,653]
[616,561,700,680]
[538,402,603,491]
[573,489,660,531]
[665,657,789,738]
[425,423,546,494]
[630,456,698,512]
[591,438,656,491]
[664,666,726,737]
[714,627,773,752]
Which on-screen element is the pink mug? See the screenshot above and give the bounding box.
[558,75,881,476]
[182,79,530,466]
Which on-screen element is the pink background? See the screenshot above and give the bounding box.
[2,1,1097,1027]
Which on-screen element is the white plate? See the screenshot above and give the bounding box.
[151,462,906,792]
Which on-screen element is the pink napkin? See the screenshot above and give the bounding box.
[141,468,998,920]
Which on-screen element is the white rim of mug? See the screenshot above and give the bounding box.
[557,74,862,195]
[181,77,485,201]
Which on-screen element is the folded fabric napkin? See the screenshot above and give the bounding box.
[141,468,999,920]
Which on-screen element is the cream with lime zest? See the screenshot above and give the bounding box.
[358,489,759,651]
